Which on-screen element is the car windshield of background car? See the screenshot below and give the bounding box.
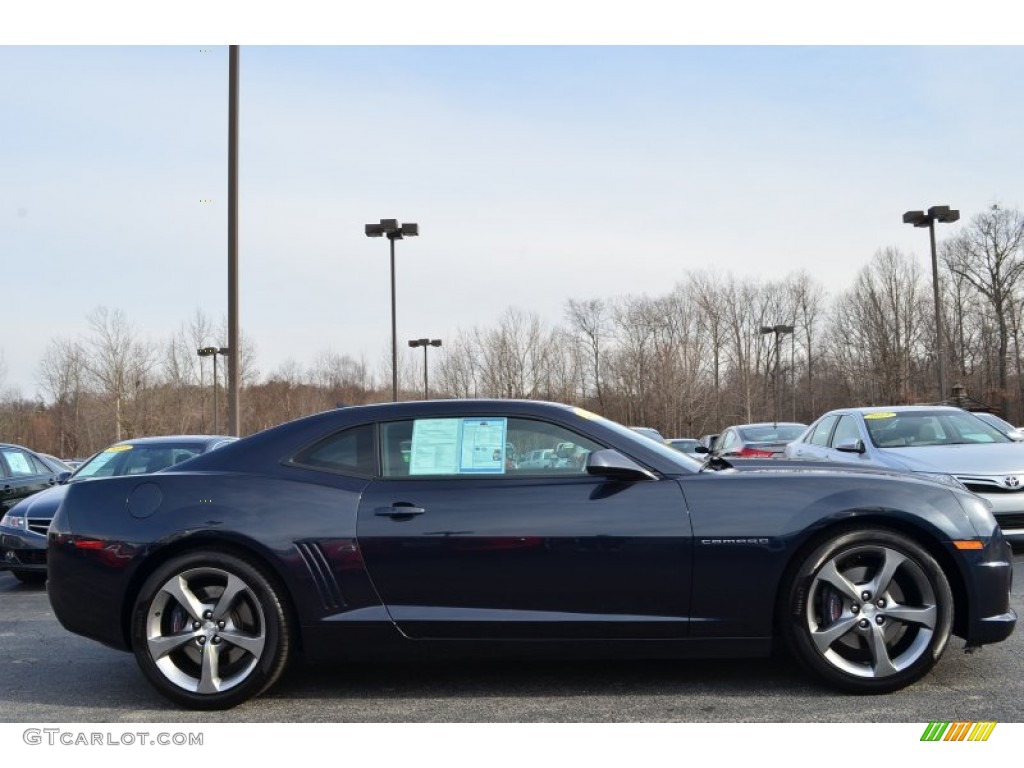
[866,411,1013,448]
[739,424,805,442]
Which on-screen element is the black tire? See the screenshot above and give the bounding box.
[11,570,46,584]
[130,550,292,710]
[780,528,953,694]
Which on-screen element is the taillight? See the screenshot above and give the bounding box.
[737,447,774,458]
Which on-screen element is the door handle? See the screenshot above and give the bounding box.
[375,505,426,519]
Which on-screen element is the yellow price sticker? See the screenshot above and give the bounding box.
[104,445,134,452]
[864,412,896,420]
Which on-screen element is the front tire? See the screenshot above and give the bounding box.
[781,528,953,693]
[130,550,292,709]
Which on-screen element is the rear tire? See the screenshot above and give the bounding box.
[780,528,953,693]
[130,550,292,709]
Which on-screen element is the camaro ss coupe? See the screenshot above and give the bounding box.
[47,400,1016,709]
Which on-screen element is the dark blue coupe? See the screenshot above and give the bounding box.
[46,400,1016,709]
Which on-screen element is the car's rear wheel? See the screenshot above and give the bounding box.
[130,550,291,709]
[781,528,953,693]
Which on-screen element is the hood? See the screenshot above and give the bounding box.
[880,443,1024,474]
[3,483,69,519]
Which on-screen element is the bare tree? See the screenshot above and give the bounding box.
[81,307,159,441]
[942,205,1024,414]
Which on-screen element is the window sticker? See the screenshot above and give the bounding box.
[3,451,32,475]
[409,419,460,475]
[105,445,134,452]
[459,418,507,473]
[408,417,508,475]
[864,412,896,420]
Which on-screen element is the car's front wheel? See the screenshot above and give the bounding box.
[130,550,292,709]
[781,528,953,693]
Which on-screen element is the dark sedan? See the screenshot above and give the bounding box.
[1,442,69,515]
[46,400,1015,709]
[1,435,234,582]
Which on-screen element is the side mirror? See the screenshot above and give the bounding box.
[586,449,658,481]
[57,471,73,484]
[835,438,866,454]
[693,445,709,454]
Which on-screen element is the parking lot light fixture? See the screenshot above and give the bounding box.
[759,324,794,423]
[408,338,442,399]
[903,205,960,402]
[366,219,419,401]
[197,346,230,433]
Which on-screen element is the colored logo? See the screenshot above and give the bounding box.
[921,722,997,741]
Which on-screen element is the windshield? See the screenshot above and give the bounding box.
[72,442,208,479]
[864,410,1013,448]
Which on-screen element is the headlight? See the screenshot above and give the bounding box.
[0,512,28,531]
[957,493,999,538]
[917,472,967,491]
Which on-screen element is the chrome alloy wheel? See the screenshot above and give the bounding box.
[782,528,953,693]
[144,566,267,695]
[807,544,938,678]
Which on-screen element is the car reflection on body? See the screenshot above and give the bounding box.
[46,399,1015,710]
[0,435,235,582]
[785,405,1024,542]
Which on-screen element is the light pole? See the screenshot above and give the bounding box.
[903,205,960,402]
[759,324,794,423]
[198,347,230,433]
[365,218,419,401]
[408,338,442,399]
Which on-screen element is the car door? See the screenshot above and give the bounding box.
[357,414,693,640]
[0,447,57,512]
[787,414,838,460]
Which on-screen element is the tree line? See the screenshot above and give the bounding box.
[2,204,1023,459]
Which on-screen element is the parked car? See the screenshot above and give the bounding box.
[666,438,706,456]
[0,435,235,583]
[971,411,1024,441]
[629,426,666,442]
[39,453,75,474]
[698,433,719,452]
[711,422,807,458]
[785,405,1024,542]
[0,442,69,515]
[46,399,1014,709]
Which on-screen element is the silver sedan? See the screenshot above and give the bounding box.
[785,405,1024,542]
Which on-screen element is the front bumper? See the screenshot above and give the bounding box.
[952,531,1017,645]
[0,527,48,572]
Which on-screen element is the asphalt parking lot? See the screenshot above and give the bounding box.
[1,554,1022,723]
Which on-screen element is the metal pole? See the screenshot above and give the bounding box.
[423,344,429,399]
[928,218,946,402]
[227,44,241,436]
[774,331,781,423]
[390,236,398,402]
[212,354,219,435]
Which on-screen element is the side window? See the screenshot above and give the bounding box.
[808,415,838,447]
[0,448,40,477]
[380,417,602,478]
[717,430,735,453]
[830,415,861,447]
[291,424,377,477]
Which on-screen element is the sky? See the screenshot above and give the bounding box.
[3,3,1024,399]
